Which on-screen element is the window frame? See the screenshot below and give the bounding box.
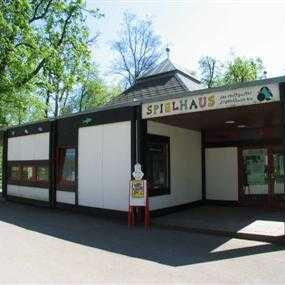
[56,146,76,192]
[146,134,171,197]
[7,160,49,188]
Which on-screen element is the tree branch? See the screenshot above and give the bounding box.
[29,0,53,23]
[57,6,76,47]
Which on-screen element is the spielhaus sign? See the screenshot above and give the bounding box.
[142,83,280,119]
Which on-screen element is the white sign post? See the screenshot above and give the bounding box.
[130,163,146,206]
[132,163,144,180]
[128,163,150,229]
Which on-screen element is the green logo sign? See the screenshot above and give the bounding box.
[257,86,273,102]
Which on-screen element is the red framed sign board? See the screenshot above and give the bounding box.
[128,179,150,230]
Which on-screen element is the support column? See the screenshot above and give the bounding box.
[49,120,57,208]
[201,129,206,202]
[131,108,137,176]
[279,83,285,198]
[2,130,8,199]
[136,106,147,172]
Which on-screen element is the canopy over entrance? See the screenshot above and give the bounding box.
[147,102,281,131]
[140,76,285,209]
[141,79,281,131]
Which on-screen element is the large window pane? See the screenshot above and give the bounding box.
[273,152,284,194]
[8,163,49,186]
[146,135,170,196]
[22,166,35,181]
[58,148,76,185]
[10,166,21,181]
[37,166,49,182]
[242,149,268,195]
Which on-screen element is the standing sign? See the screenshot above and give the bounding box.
[128,163,150,229]
[129,179,147,206]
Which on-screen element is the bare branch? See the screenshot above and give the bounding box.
[112,12,162,87]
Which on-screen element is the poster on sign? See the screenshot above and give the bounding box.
[129,179,147,206]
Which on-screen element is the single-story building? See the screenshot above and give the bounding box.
[1,58,285,216]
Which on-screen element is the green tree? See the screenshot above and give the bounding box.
[63,69,121,113]
[0,0,102,124]
[198,55,265,88]
[223,57,264,85]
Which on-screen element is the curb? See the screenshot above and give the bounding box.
[152,222,285,245]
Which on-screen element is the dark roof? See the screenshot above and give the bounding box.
[139,58,198,80]
[108,58,202,106]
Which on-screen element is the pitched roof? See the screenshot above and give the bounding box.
[108,58,202,106]
[139,58,199,81]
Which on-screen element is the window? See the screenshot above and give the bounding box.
[7,162,49,187]
[10,166,21,181]
[146,135,170,196]
[57,147,76,190]
[37,166,49,182]
[22,166,35,181]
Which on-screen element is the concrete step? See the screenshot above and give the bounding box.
[152,221,285,244]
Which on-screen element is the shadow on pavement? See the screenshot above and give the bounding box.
[0,199,284,267]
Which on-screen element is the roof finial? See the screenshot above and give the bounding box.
[166,46,170,59]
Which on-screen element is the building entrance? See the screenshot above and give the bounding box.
[240,145,284,208]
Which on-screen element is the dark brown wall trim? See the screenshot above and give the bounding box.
[56,106,134,146]
[2,130,8,199]
[49,120,57,208]
[150,200,203,217]
[201,130,206,201]
[205,199,239,207]
[56,203,127,222]
[56,186,75,193]
[7,121,51,138]
[7,181,49,189]
[279,82,285,195]
[205,138,282,148]
[7,160,49,166]
[131,108,136,176]
[74,129,79,206]
[6,195,50,207]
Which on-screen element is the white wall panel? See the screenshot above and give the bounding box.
[148,121,202,210]
[206,147,238,201]
[8,132,49,161]
[102,122,131,211]
[78,125,104,208]
[7,184,49,201]
[56,191,75,205]
[78,121,131,211]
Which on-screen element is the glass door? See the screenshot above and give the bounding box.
[272,147,285,207]
[242,148,269,201]
[241,146,285,207]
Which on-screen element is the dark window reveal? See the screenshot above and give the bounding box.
[22,166,35,181]
[37,167,49,182]
[7,162,49,188]
[57,147,76,191]
[10,166,21,181]
[146,134,170,196]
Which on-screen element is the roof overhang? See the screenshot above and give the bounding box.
[142,81,280,120]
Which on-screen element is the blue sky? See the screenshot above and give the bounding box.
[86,0,285,84]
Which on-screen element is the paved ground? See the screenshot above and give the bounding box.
[0,200,285,283]
[153,205,285,241]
